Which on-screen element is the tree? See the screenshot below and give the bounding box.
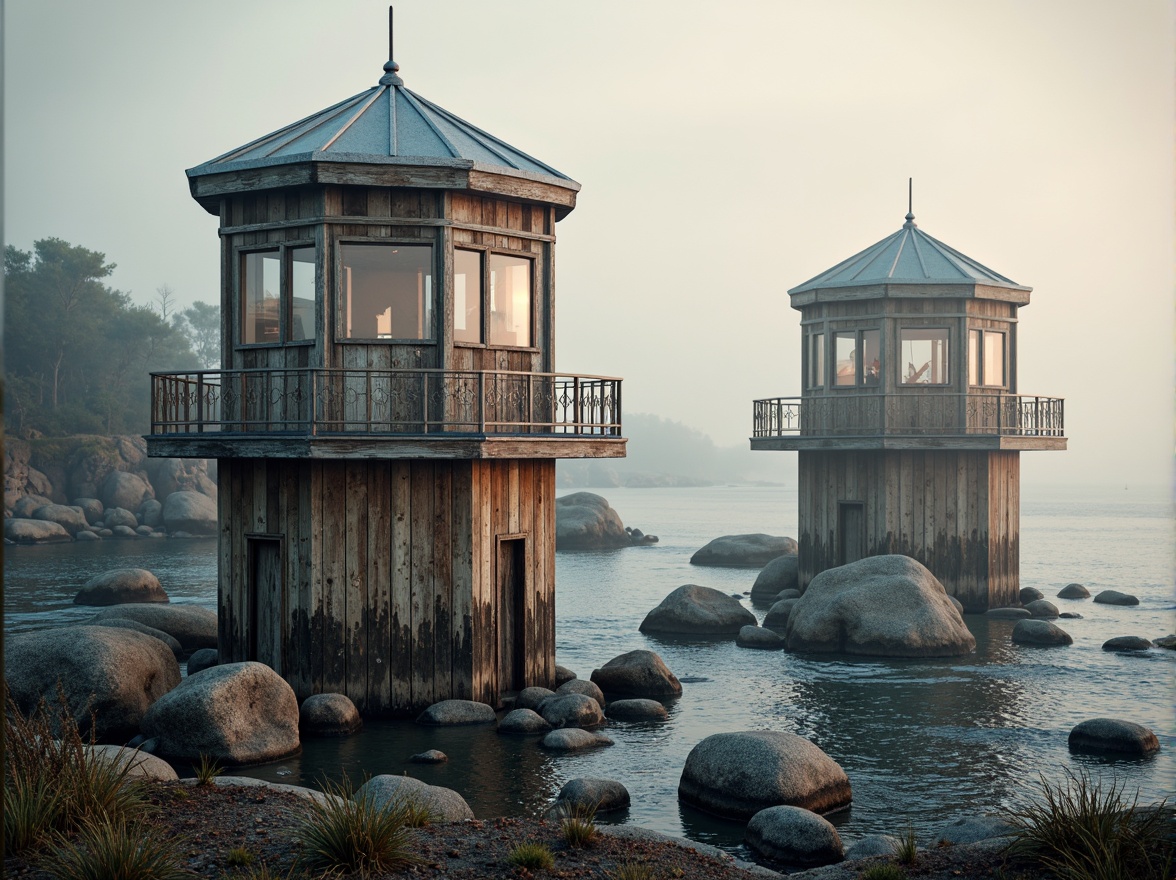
[155,284,176,322]
[172,301,221,369]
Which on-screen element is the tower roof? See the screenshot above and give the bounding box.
[789,212,1030,295]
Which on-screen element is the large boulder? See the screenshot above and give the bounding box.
[590,649,683,697]
[556,678,605,707]
[139,499,163,529]
[750,554,800,601]
[555,492,630,550]
[145,458,217,501]
[515,686,555,712]
[75,568,168,606]
[32,504,89,536]
[162,491,218,536]
[639,584,757,635]
[87,745,179,782]
[90,604,217,654]
[73,497,105,525]
[1102,636,1152,652]
[300,693,362,737]
[101,471,154,513]
[416,699,496,726]
[745,805,845,867]
[541,728,613,752]
[1024,599,1060,619]
[355,774,474,821]
[1068,718,1160,757]
[4,517,71,544]
[678,730,852,819]
[1093,590,1139,606]
[605,699,668,721]
[141,662,300,765]
[538,693,604,728]
[1011,619,1072,646]
[554,778,630,814]
[736,625,785,650]
[691,534,798,567]
[763,598,799,632]
[12,493,54,518]
[187,648,219,675]
[497,708,552,735]
[103,507,138,530]
[5,626,181,742]
[784,556,975,658]
[83,618,183,658]
[1057,583,1090,599]
[1019,587,1044,604]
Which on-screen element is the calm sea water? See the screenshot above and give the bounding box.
[5,485,1174,859]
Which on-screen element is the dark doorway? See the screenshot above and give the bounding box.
[838,502,865,566]
[247,535,283,671]
[497,536,527,695]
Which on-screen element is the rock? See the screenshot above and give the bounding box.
[987,607,1031,619]
[555,778,630,813]
[556,678,605,707]
[776,589,802,601]
[97,528,113,537]
[1018,587,1044,604]
[554,665,577,686]
[555,492,630,549]
[4,517,72,544]
[1011,619,1073,646]
[763,598,799,632]
[162,491,218,536]
[948,595,965,614]
[90,604,217,653]
[640,584,757,635]
[1024,599,1059,619]
[750,554,800,601]
[785,556,975,658]
[606,699,668,721]
[101,471,154,513]
[104,507,138,529]
[135,525,154,537]
[691,534,798,568]
[141,661,300,765]
[745,805,845,867]
[355,775,474,821]
[1154,635,1176,650]
[498,708,552,734]
[410,750,448,764]
[678,730,852,819]
[844,834,900,860]
[76,530,101,541]
[1102,636,1152,652]
[189,776,337,808]
[416,699,496,726]
[70,496,103,525]
[934,815,1014,844]
[75,568,168,606]
[32,504,89,536]
[1093,590,1139,606]
[1060,612,1083,619]
[1068,718,1160,757]
[5,626,180,742]
[87,745,179,782]
[300,693,362,736]
[590,649,683,697]
[139,499,163,529]
[84,618,183,658]
[111,525,138,538]
[541,728,613,752]
[145,458,216,501]
[737,625,785,650]
[516,686,555,712]
[538,693,604,728]
[12,493,54,518]
[187,648,219,675]
[1057,583,1090,599]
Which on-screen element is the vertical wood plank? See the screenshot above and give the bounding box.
[321,462,346,692]
[391,462,413,711]
[432,463,454,703]
[410,462,435,708]
[367,461,392,712]
[451,463,474,700]
[344,461,368,708]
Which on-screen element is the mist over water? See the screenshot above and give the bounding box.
[5,485,1173,859]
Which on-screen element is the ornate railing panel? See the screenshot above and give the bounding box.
[151,369,622,437]
[752,393,1064,438]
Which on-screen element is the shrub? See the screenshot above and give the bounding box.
[895,822,918,865]
[292,777,421,875]
[400,797,437,829]
[41,815,191,880]
[506,842,555,869]
[557,800,598,848]
[860,865,907,880]
[1004,770,1173,880]
[609,862,655,880]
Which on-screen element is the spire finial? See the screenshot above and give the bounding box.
[903,177,917,228]
[379,6,404,86]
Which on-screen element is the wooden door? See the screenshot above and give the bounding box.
[497,537,527,695]
[838,503,865,566]
[248,536,284,672]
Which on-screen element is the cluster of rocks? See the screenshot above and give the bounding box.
[554,492,658,550]
[5,436,217,544]
[986,581,1163,651]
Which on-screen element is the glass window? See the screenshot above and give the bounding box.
[454,249,483,344]
[983,331,1005,386]
[808,332,825,389]
[834,332,856,386]
[340,244,433,340]
[242,251,280,344]
[968,329,980,386]
[488,254,531,347]
[861,329,881,386]
[900,328,950,385]
[289,247,315,342]
[833,329,880,387]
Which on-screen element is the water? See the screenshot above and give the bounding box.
[5,485,1174,860]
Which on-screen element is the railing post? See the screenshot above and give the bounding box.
[478,372,486,434]
[573,377,582,436]
[196,374,205,433]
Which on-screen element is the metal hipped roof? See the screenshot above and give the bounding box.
[789,212,1029,294]
[186,61,578,191]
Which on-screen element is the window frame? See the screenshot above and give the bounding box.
[898,326,951,386]
[968,327,1008,389]
[831,327,881,389]
[335,239,438,345]
[236,241,317,349]
[806,329,825,390]
[452,245,538,352]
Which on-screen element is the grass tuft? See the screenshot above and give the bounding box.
[400,797,437,828]
[557,800,598,848]
[194,753,224,786]
[860,865,907,880]
[608,861,655,880]
[506,841,555,869]
[41,815,192,880]
[1004,770,1173,880]
[894,822,918,865]
[226,847,256,867]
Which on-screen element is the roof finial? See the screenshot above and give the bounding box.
[904,177,917,228]
[379,6,404,86]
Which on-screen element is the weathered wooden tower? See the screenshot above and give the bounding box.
[147,18,624,714]
[751,204,1064,611]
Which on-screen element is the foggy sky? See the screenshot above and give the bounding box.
[5,0,1172,489]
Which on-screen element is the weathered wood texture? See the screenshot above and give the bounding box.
[217,456,556,715]
[797,449,1020,611]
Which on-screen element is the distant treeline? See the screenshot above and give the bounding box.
[4,239,217,437]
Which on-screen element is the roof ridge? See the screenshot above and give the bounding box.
[211,91,373,165]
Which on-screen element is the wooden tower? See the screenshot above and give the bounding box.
[751,206,1064,611]
[147,23,624,714]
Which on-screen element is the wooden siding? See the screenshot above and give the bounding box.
[218,457,556,715]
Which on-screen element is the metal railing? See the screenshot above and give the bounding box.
[752,392,1064,438]
[151,369,622,437]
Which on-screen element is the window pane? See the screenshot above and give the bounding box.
[809,333,825,388]
[861,330,880,386]
[968,329,980,386]
[983,331,1005,386]
[340,244,433,340]
[454,249,482,344]
[489,254,531,347]
[900,328,950,385]
[289,247,315,342]
[834,332,856,386]
[242,251,280,344]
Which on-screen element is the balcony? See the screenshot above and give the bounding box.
[751,392,1066,452]
[148,368,624,460]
